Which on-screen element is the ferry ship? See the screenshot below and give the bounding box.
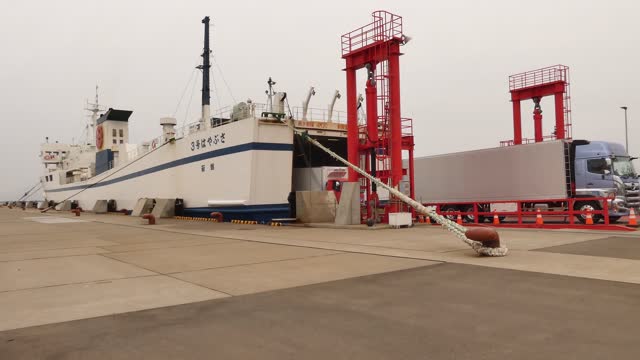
[39,17,348,221]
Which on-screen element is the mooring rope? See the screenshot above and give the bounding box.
[291,125,508,257]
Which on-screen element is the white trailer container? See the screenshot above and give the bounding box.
[412,140,570,204]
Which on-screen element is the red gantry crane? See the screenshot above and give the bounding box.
[501,65,573,146]
[341,11,415,223]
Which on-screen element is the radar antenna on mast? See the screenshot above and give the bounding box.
[84,85,104,146]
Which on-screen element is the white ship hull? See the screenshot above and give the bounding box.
[42,118,294,218]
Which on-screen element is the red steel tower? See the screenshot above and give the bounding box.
[341,11,415,222]
[502,65,572,146]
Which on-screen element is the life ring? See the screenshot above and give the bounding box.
[151,139,158,150]
[96,125,104,149]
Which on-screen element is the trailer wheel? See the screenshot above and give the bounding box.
[574,201,603,224]
[462,206,484,223]
[441,205,459,221]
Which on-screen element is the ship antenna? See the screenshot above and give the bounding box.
[266,77,276,113]
[196,16,212,128]
[84,84,103,146]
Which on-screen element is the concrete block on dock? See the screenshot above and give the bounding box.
[25,201,35,209]
[37,201,47,210]
[92,200,108,214]
[335,182,360,225]
[131,198,154,217]
[296,191,337,223]
[55,200,71,211]
[151,198,175,218]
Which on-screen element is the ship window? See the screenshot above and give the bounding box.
[119,129,124,137]
[119,140,124,144]
[113,139,117,144]
[112,129,117,137]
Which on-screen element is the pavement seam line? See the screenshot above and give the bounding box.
[0,274,159,294]
[160,272,234,297]
[0,251,111,263]
[98,238,241,254]
[96,253,164,277]
[96,253,235,296]
[0,243,117,255]
[101,250,342,276]
[244,235,470,253]
[167,252,346,276]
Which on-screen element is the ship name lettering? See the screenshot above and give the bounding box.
[191,133,226,152]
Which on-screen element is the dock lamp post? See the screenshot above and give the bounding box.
[621,106,629,152]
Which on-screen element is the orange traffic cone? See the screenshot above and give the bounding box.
[493,211,500,225]
[585,209,594,225]
[456,213,463,225]
[535,208,544,226]
[425,216,431,225]
[628,208,638,228]
[418,215,424,223]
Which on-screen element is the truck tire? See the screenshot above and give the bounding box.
[441,205,459,221]
[574,201,603,224]
[462,206,484,224]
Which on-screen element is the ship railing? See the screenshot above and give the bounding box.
[173,103,347,138]
[123,102,347,163]
[290,106,346,124]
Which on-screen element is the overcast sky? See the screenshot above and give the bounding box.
[1,0,638,200]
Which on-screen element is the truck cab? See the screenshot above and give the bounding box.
[574,141,639,220]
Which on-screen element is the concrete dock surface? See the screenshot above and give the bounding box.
[1,208,640,359]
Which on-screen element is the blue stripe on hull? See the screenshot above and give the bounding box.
[45,142,293,193]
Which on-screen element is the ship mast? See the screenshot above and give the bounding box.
[84,85,104,146]
[197,16,211,128]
